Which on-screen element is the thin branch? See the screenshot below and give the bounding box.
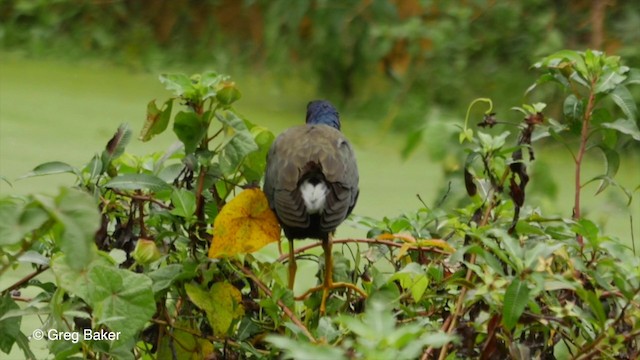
[238,266,316,342]
[110,189,171,209]
[573,77,598,246]
[275,238,450,263]
[1,266,49,296]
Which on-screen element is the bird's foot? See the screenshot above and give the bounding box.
[295,281,367,315]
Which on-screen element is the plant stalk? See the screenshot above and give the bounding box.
[573,81,597,246]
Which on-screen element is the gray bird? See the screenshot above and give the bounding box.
[263,100,365,313]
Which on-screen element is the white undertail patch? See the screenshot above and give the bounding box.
[300,180,329,214]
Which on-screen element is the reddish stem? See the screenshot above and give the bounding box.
[573,80,597,246]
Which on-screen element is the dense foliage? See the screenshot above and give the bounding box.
[1,50,639,359]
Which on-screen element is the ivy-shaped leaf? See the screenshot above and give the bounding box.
[0,198,50,246]
[208,188,280,258]
[185,282,244,336]
[35,188,100,270]
[50,253,114,302]
[159,73,193,96]
[87,265,156,343]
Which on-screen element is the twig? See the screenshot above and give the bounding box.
[110,189,171,209]
[573,78,598,246]
[275,238,450,263]
[152,318,270,355]
[239,266,317,342]
[1,266,49,296]
[423,168,510,360]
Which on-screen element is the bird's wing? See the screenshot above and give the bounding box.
[264,125,358,232]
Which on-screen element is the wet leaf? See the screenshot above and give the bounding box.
[208,188,280,258]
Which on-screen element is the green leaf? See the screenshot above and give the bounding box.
[148,264,184,293]
[623,68,640,85]
[601,118,640,141]
[389,263,429,302]
[87,265,156,343]
[200,71,221,87]
[216,82,242,106]
[170,188,196,221]
[572,218,600,246]
[563,94,583,122]
[157,322,214,359]
[576,288,606,328]
[102,123,132,167]
[18,161,78,180]
[132,239,161,265]
[0,198,50,246]
[217,112,259,174]
[50,253,114,302]
[159,73,193,96]
[35,188,100,270]
[85,154,103,179]
[502,278,530,331]
[609,85,637,121]
[139,99,174,142]
[173,111,207,154]
[105,173,170,192]
[185,282,244,336]
[594,146,620,195]
[242,125,276,182]
[595,69,626,94]
[0,296,21,354]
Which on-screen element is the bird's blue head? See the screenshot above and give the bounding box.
[306,100,341,130]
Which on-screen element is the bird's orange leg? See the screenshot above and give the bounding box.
[288,238,297,290]
[295,235,367,315]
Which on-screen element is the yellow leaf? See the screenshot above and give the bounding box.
[415,239,455,254]
[394,243,412,261]
[377,233,417,243]
[208,188,280,258]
